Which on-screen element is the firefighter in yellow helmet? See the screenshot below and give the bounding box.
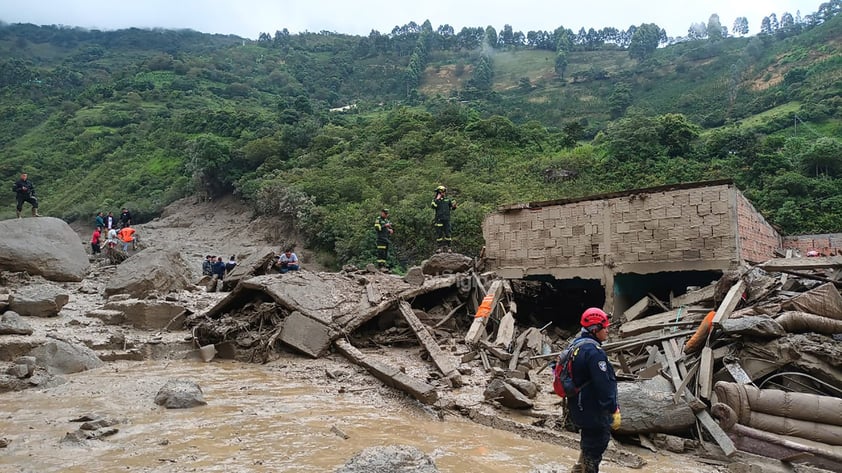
[430,185,457,253]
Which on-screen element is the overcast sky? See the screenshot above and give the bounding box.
[0,1,823,39]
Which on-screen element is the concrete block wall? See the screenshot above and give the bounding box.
[483,182,764,278]
[735,192,783,263]
[782,234,842,257]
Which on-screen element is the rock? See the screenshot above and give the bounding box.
[8,285,70,318]
[105,248,192,298]
[0,438,9,448]
[483,378,534,409]
[0,293,8,312]
[421,253,473,275]
[365,263,378,273]
[335,445,439,473]
[80,418,120,430]
[154,379,207,409]
[101,299,186,330]
[279,311,334,358]
[403,266,425,286]
[28,339,104,374]
[0,311,34,335]
[0,217,90,282]
[505,378,539,399]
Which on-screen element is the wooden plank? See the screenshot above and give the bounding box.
[465,280,503,345]
[620,309,705,338]
[334,339,438,404]
[672,362,700,404]
[696,409,737,457]
[759,256,842,271]
[670,283,716,308]
[698,346,714,400]
[710,280,746,329]
[398,301,461,385]
[494,311,515,348]
[661,340,683,392]
[508,328,532,371]
[623,296,651,322]
[603,329,696,353]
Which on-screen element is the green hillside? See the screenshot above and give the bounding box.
[1,9,841,269]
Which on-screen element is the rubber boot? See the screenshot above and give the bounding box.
[582,456,600,473]
[31,207,40,217]
[16,210,22,219]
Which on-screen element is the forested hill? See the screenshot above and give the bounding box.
[1,3,841,269]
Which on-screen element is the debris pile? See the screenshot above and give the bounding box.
[603,255,842,470]
[187,253,842,471]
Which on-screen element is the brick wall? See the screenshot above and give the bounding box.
[735,192,782,263]
[782,234,842,256]
[483,183,744,273]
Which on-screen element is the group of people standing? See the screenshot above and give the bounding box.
[373,184,458,269]
[90,208,135,255]
[202,255,237,292]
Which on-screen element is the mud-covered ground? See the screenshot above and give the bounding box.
[0,196,725,472]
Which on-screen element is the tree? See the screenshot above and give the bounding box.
[732,17,749,36]
[608,83,632,118]
[656,113,700,157]
[484,26,497,49]
[707,14,724,40]
[687,22,707,40]
[760,17,773,35]
[554,52,568,79]
[628,23,663,60]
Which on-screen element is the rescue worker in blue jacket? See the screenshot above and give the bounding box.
[567,307,621,473]
[374,208,393,268]
[430,185,457,252]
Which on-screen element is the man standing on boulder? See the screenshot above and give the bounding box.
[430,185,456,253]
[13,172,40,218]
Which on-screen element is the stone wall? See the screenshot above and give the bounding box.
[783,234,842,257]
[483,182,764,279]
[735,192,783,263]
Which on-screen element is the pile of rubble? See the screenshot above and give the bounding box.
[187,252,842,472]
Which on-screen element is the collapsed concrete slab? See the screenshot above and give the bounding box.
[278,310,335,358]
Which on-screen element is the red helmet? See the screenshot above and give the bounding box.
[580,307,610,329]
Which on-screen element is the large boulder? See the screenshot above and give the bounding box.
[0,217,89,282]
[100,299,187,330]
[335,445,439,473]
[8,284,70,317]
[421,253,473,275]
[105,248,191,298]
[28,339,104,374]
[154,379,207,409]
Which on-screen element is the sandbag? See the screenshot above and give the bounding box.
[782,283,842,320]
[714,382,842,426]
[714,382,842,445]
[776,311,842,335]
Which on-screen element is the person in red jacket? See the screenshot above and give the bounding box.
[91,228,102,255]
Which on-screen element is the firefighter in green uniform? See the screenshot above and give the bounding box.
[374,208,393,268]
[431,185,457,252]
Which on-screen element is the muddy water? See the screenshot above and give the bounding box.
[0,361,709,473]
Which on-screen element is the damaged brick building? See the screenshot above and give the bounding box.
[482,180,790,323]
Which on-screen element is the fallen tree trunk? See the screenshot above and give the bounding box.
[614,377,697,435]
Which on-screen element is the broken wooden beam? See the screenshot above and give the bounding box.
[710,279,746,329]
[698,346,714,400]
[398,301,462,387]
[670,283,716,308]
[465,280,503,345]
[622,296,651,322]
[494,310,515,348]
[696,408,737,457]
[619,309,705,338]
[334,339,438,405]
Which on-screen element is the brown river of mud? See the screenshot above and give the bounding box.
[0,360,714,473]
